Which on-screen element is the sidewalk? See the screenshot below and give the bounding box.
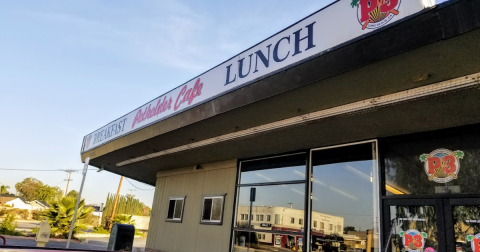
[0,235,145,252]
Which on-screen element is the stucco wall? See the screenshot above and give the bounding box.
[146,159,237,252]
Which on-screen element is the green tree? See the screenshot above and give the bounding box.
[66,190,79,199]
[15,178,43,201]
[0,185,10,194]
[42,197,94,238]
[37,185,63,203]
[344,226,356,233]
[101,193,150,226]
[113,214,135,225]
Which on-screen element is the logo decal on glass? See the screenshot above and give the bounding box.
[420,149,464,183]
[399,229,427,252]
[351,0,401,30]
[467,234,480,252]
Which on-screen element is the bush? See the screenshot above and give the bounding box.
[135,230,147,237]
[92,225,110,234]
[32,210,45,221]
[82,213,100,226]
[0,213,24,236]
[0,208,9,217]
[113,214,135,225]
[14,209,30,220]
[43,197,94,238]
[31,227,39,234]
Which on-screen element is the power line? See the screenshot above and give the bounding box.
[125,178,154,191]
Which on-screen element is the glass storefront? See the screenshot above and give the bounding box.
[231,141,380,252]
[311,142,379,252]
[382,129,480,252]
[383,132,480,196]
[231,127,480,252]
[233,153,307,252]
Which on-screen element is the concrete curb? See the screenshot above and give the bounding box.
[0,235,80,243]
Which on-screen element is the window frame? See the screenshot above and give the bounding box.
[165,196,186,223]
[200,193,226,225]
[230,140,380,252]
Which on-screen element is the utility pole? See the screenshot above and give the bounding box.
[60,169,78,196]
[128,189,136,198]
[109,176,124,230]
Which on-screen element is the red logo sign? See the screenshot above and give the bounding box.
[400,229,427,252]
[420,149,464,183]
[351,0,401,30]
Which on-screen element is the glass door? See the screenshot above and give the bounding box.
[383,199,446,252]
[310,141,380,252]
[444,198,480,252]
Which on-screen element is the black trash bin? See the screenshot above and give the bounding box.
[107,224,135,251]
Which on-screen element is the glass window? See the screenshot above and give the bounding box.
[235,184,305,229]
[299,219,303,225]
[239,153,306,184]
[275,214,283,225]
[166,196,185,222]
[311,142,379,251]
[291,218,295,224]
[383,132,480,195]
[389,206,438,252]
[233,231,304,252]
[200,194,225,224]
[314,221,317,228]
[453,205,480,252]
[234,153,306,252]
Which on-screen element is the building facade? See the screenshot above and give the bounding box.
[80,1,480,251]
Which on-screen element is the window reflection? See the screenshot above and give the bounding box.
[389,206,438,252]
[453,206,480,252]
[235,153,306,251]
[235,184,305,230]
[240,153,306,184]
[383,133,480,196]
[233,231,305,252]
[311,142,379,252]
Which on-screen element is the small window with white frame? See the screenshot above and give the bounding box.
[166,196,186,222]
[200,194,226,225]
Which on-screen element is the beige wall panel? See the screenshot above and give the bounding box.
[146,176,164,249]
[147,159,237,252]
[173,171,204,252]
[195,167,237,252]
[155,175,186,252]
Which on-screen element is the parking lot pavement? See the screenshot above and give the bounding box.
[1,235,146,252]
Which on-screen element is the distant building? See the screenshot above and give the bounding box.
[30,200,50,211]
[0,195,30,210]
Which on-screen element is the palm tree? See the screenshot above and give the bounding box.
[42,197,94,238]
[0,185,10,194]
[113,214,136,225]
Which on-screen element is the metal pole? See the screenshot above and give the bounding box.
[66,157,90,248]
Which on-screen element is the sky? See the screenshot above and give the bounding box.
[0,0,348,208]
[0,0,449,208]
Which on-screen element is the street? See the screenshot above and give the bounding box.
[1,235,146,252]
